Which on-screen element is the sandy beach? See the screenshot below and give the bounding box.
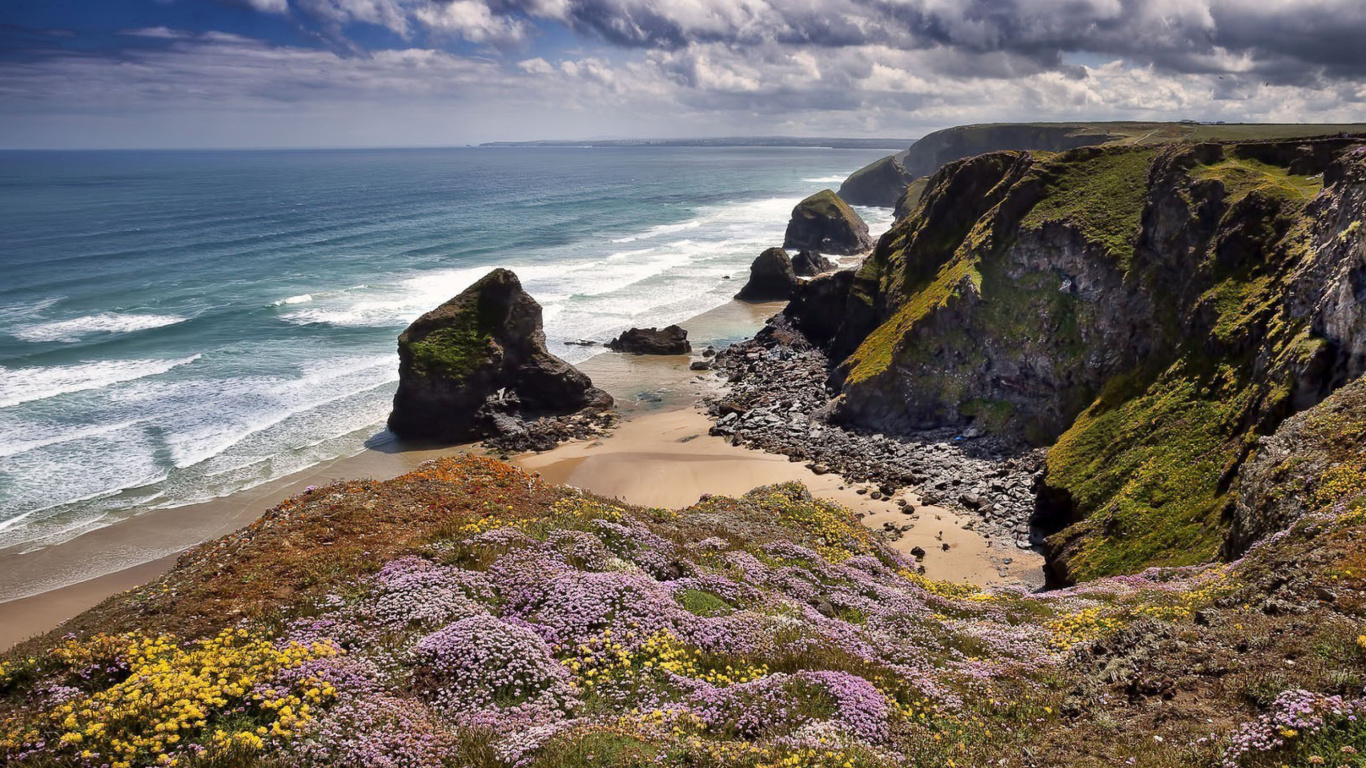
[0,298,1041,651]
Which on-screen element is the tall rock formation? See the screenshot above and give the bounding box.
[783,190,873,255]
[388,268,611,443]
[736,247,800,302]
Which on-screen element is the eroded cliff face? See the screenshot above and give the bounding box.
[814,138,1366,582]
[898,123,1119,179]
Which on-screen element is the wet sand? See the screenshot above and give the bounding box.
[0,298,1042,651]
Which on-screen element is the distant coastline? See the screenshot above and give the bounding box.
[479,136,917,150]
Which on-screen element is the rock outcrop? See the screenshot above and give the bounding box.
[388,268,611,444]
[765,137,1366,583]
[837,154,916,207]
[607,325,691,355]
[783,269,856,347]
[736,247,799,302]
[791,250,837,277]
[1224,376,1366,558]
[783,190,873,256]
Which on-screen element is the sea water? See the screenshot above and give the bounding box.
[0,146,895,551]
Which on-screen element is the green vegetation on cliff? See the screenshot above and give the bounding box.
[834,135,1365,582]
[1020,148,1157,266]
[406,309,495,379]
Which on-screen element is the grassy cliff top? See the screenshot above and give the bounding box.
[922,121,1366,146]
[3,454,1366,767]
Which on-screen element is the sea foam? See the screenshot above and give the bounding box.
[0,356,201,409]
[12,312,187,343]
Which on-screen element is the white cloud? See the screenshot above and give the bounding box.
[415,1,529,44]
[243,0,290,13]
[6,2,1366,148]
[119,27,192,39]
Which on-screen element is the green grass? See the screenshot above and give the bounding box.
[675,588,734,617]
[1020,148,1157,267]
[797,188,857,220]
[405,308,494,379]
[1191,155,1323,204]
[844,257,981,384]
[1042,360,1258,579]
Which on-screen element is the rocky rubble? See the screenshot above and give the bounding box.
[705,317,1045,546]
[478,400,616,454]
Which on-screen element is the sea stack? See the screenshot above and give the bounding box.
[388,268,611,442]
[783,190,873,255]
[736,247,799,302]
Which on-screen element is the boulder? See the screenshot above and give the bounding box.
[387,268,611,442]
[791,250,837,276]
[783,190,873,255]
[608,325,691,355]
[783,269,856,348]
[736,247,799,302]
[837,154,916,207]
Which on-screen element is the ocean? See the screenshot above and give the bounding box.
[0,146,895,552]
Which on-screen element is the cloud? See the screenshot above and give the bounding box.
[238,0,290,12]
[416,1,529,45]
[119,27,193,39]
[256,0,1366,86]
[3,0,1366,147]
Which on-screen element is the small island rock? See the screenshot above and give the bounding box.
[791,250,837,276]
[736,247,799,302]
[608,325,692,355]
[783,190,873,255]
[388,268,611,442]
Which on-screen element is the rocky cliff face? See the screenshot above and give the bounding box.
[899,123,1120,179]
[783,190,873,255]
[836,154,916,207]
[388,268,611,443]
[812,137,1366,582]
[1224,375,1366,558]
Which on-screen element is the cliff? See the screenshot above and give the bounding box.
[813,137,1366,583]
[898,123,1120,179]
[850,121,1366,214]
[4,447,1366,767]
[836,154,916,207]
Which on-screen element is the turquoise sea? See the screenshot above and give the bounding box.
[0,146,895,551]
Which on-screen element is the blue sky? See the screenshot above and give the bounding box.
[2,0,1365,148]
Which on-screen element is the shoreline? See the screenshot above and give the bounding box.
[0,296,1043,651]
[0,299,775,648]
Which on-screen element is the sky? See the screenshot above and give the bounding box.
[2,0,1366,149]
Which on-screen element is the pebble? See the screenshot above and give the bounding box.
[704,318,1045,548]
